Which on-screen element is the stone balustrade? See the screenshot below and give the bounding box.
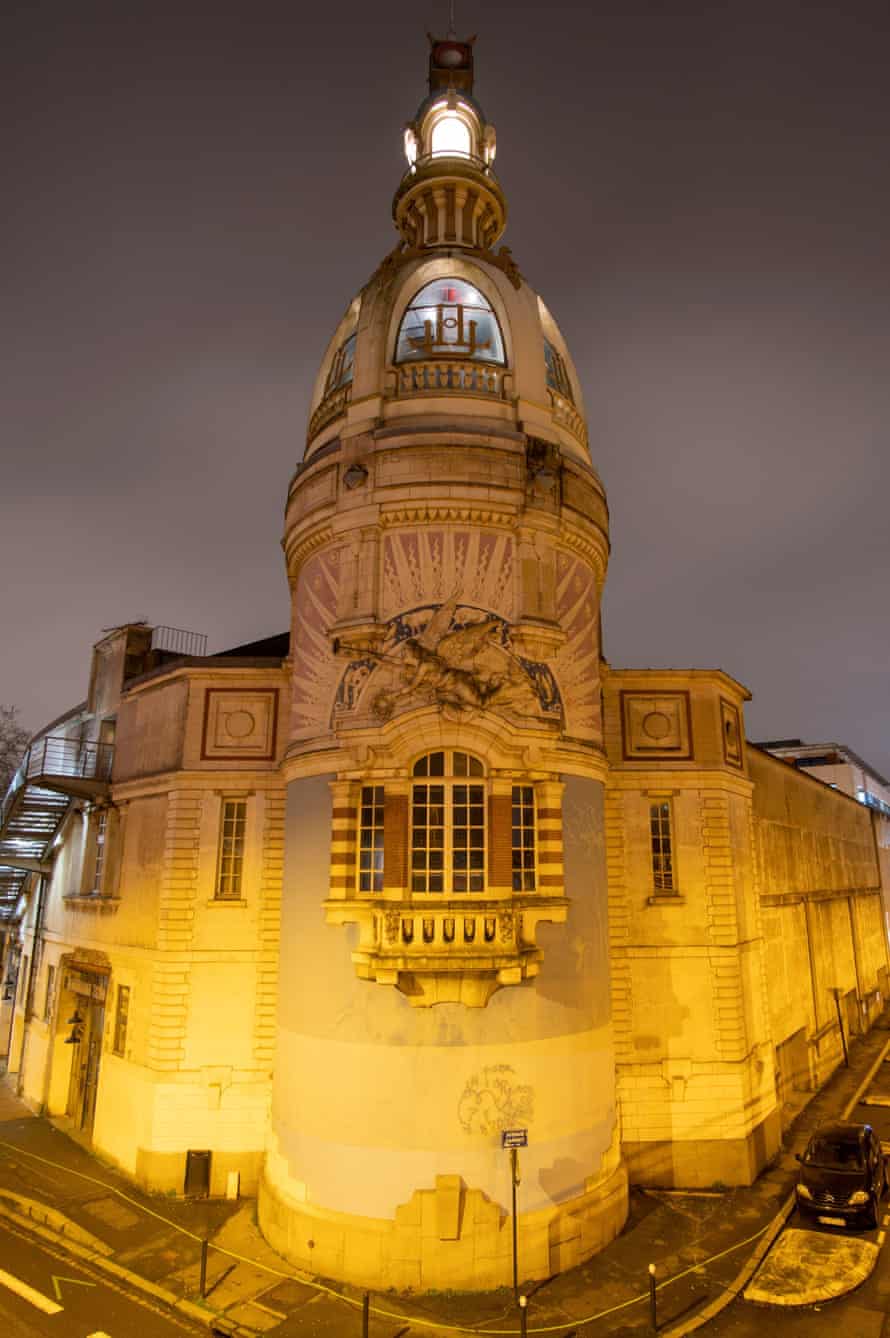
[389,359,508,398]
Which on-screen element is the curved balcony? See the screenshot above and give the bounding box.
[387,359,511,400]
[394,152,501,202]
[548,387,589,450]
[307,382,352,444]
[325,894,568,1007]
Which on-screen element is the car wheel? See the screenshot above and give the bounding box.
[867,1193,879,1230]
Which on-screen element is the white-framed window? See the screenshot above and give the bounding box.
[216,798,247,899]
[411,751,485,894]
[91,809,108,892]
[358,786,384,893]
[511,786,536,891]
[649,800,675,892]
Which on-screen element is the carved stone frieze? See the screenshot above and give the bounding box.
[333,596,562,725]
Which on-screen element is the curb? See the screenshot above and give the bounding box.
[2,1035,889,1338]
[841,1037,890,1120]
[0,1198,255,1335]
[662,1033,890,1332]
[0,1189,113,1256]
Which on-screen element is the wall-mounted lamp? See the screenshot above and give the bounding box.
[64,1009,84,1045]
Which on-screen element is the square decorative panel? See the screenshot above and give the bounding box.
[720,698,744,769]
[201,689,279,761]
[620,691,693,761]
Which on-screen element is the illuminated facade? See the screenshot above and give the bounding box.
[2,33,888,1295]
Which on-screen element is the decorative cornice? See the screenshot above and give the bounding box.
[378,502,516,530]
[558,526,610,585]
[364,238,523,299]
[283,523,336,576]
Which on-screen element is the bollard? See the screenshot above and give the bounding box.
[649,1262,657,1331]
[362,1290,370,1337]
[518,1293,528,1338]
[199,1238,209,1298]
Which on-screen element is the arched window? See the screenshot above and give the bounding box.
[395,279,506,365]
[430,114,472,158]
[351,758,542,897]
[543,338,574,403]
[412,750,485,893]
[324,331,357,396]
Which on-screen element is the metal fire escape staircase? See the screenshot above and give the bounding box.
[0,737,113,920]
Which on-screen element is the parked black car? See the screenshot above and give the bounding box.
[795,1121,887,1228]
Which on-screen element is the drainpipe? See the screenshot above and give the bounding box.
[803,898,821,1031]
[847,895,865,1027]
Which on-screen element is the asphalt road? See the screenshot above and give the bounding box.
[705,1083,890,1336]
[0,1215,205,1338]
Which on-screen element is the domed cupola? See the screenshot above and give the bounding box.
[301,31,595,470]
[394,35,505,251]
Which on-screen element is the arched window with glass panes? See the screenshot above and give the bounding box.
[355,751,539,897]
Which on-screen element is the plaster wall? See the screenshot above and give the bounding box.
[114,680,187,781]
[262,773,625,1287]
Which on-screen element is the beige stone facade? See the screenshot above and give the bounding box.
[1,32,888,1296]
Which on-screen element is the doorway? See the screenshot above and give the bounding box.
[63,968,107,1136]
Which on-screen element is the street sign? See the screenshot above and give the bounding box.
[501,1128,528,1148]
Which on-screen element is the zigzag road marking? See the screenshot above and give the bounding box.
[51,1273,96,1301]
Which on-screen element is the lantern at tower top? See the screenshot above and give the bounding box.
[395,33,503,250]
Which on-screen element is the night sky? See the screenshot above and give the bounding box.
[4,1,889,775]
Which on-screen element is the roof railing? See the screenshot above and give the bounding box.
[151,625,208,658]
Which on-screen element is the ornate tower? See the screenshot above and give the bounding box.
[261,35,625,1289]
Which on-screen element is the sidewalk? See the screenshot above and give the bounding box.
[1,1018,888,1338]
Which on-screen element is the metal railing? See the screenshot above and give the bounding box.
[151,625,208,658]
[390,359,509,398]
[24,736,114,784]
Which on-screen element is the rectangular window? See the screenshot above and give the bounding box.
[216,798,247,899]
[358,786,384,892]
[452,783,485,893]
[113,984,130,1057]
[411,784,445,893]
[650,801,675,892]
[511,786,536,891]
[92,809,108,891]
[43,964,56,1023]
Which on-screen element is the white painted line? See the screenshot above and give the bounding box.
[86,1332,113,1337]
[878,1230,886,1246]
[0,1268,63,1315]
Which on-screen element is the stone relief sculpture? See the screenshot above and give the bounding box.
[334,596,562,723]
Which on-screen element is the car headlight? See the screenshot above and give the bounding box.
[848,1190,870,1205]
[797,1183,812,1200]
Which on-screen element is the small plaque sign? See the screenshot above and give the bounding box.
[501,1129,528,1148]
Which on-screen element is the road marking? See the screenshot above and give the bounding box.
[86,1332,113,1337]
[879,1230,887,1246]
[0,1268,63,1315]
[51,1274,97,1301]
